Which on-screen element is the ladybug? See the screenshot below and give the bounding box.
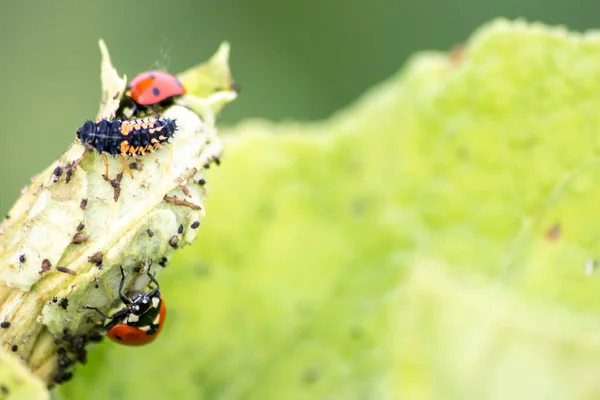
[120,71,186,117]
[85,267,166,346]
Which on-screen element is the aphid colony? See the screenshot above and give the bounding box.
[75,70,185,346]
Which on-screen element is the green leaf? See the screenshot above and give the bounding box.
[57,19,600,399]
[0,347,48,400]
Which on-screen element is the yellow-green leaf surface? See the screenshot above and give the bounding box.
[57,19,600,399]
[0,346,48,400]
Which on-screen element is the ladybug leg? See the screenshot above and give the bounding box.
[86,307,131,332]
[147,105,160,118]
[146,322,160,336]
[118,266,133,305]
[129,101,138,118]
[147,271,159,288]
[118,155,134,179]
[105,308,130,322]
[84,306,110,320]
[116,97,137,119]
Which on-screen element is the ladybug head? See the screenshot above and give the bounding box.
[130,292,161,317]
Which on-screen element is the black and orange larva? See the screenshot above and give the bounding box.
[77,117,177,156]
[76,117,177,178]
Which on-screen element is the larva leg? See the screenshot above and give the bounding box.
[118,155,134,179]
[102,153,109,178]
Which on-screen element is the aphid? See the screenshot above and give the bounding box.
[88,252,104,268]
[76,117,177,178]
[56,266,77,276]
[168,235,179,249]
[85,267,166,346]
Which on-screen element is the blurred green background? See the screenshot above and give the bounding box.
[0,0,598,214]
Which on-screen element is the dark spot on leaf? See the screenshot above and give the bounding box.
[349,326,364,340]
[88,252,104,268]
[65,160,79,184]
[77,348,87,364]
[88,330,103,342]
[40,259,52,274]
[194,263,211,277]
[103,172,124,202]
[546,222,561,242]
[301,367,321,385]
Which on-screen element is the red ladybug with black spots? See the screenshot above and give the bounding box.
[85,267,166,346]
[119,70,186,117]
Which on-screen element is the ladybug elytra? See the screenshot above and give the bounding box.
[120,71,185,117]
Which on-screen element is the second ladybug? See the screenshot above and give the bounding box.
[120,71,186,117]
[85,267,166,346]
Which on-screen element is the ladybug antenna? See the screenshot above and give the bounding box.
[118,266,133,305]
